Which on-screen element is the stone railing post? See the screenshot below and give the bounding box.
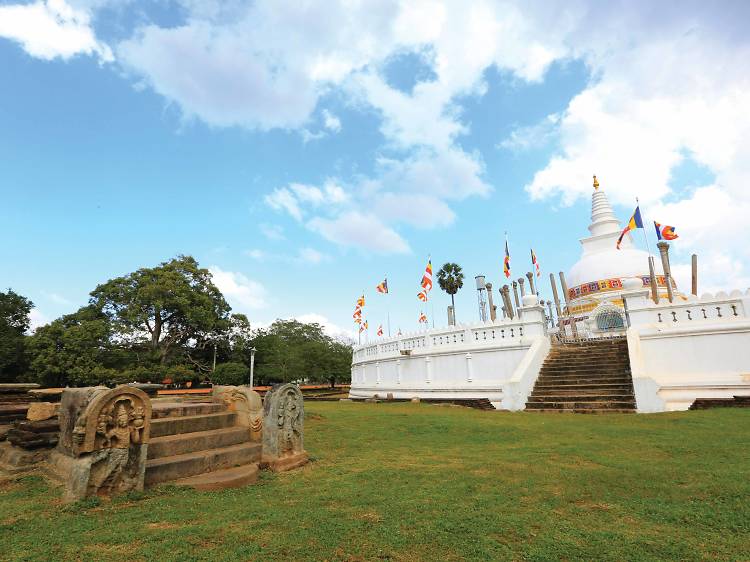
[657,241,675,303]
[261,383,308,472]
[486,282,497,321]
[526,272,536,296]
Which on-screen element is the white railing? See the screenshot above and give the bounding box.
[625,289,750,327]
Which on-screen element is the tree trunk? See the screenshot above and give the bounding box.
[451,293,455,313]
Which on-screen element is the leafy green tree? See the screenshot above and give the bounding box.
[27,306,120,387]
[212,362,248,386]
[437,262,465,316]
[0,289,33,382]
[89,255,232,365]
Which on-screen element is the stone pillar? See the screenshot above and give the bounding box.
[213,385,263,442]
[502,285,514,320]
[512,281,521,310]
[425,356,432,383]
[559,272,570,315]
[518,277,526,297]
[526,272,536,296]
[396,359,402,385]
[648,256,659,304]
[465,353,473,383]
[691,254,698,296]
[261,383,308,472]
[48,386,151,502]
[549,273,563,323]
[657,241,674,303]
[545,300,555,326]
[486,282,497,321]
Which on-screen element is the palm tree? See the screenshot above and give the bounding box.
[437,262,464,317]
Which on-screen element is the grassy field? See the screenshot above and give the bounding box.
[2,403,749,561]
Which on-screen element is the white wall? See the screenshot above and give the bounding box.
[350,301,548,408]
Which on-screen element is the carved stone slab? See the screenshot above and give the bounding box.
[261,383,308,472]
[51,385,151,502]
[212,385,263,442]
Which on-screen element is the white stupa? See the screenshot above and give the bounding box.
[566,176,677,315]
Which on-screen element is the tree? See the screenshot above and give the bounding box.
[437,262,464,316]
[212,362,248,386]
[89,255,232,365]
[27,306,121,387]
[0,289,33,382]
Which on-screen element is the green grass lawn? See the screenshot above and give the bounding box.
[2,403,749,561]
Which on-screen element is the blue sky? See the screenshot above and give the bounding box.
[1,1,749,338]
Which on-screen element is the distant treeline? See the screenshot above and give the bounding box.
[0,256,352,388]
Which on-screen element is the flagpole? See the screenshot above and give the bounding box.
[636,197,653,257]
[386,275,391,337]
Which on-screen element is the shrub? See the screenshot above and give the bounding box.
[211,362,247,386]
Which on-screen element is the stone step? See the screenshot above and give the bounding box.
[147,426,251,459]
[543,358,630,366]
[528,394,634,402]
[540,367,630,375]
[525,400,636,410]
[526,408,635,414]
[150,412,237,438]
[535,377,633,385]
[151,401,225,419]
[145,441,262,485]
[533,383,634,391]
[172,463,260,491]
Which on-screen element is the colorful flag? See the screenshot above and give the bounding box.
[418,311,427,324]
[531,248,540,277]
[616,206,644,249]
[375,278,388,294]
[421,258,433,292]
[359,319,368,333]
[377,324,383,336]
[503,239,511,278]
[654,221,678,241]
[357,295,365,307]
[417,289,428,302]
[397,328,402,336]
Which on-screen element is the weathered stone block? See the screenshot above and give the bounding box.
[26,402,59,422]
[261,383,308,472]
[212,385,263,442]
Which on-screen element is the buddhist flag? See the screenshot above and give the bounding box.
[377,324,383,336]
[654,221,678,241]
[421,258,433,292]
[359,319,368,333]
[616,206,644,249]
[418,311,427,324]
[417,289,428,302]
[504,239,511,278]
[357,295,366,308]
[531,248,540,277]
[375,277,388,294]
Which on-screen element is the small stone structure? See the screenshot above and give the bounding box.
[48,385,152,502]
[212,385,263,442]
[261,383,308,472]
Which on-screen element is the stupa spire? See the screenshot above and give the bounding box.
[588,175,620,237]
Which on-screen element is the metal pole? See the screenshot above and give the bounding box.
[691,254,698,296]
[212,343,217,372]
[249,347,256,389]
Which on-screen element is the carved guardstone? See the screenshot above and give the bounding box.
[212,385,263,442]
[261,383,308,472]
[48,385,151,502]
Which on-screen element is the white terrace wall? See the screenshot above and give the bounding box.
[349,299,549,409]
[624,289,750,412]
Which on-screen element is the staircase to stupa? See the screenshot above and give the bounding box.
[145,400,261,490]
[525,339,637,413]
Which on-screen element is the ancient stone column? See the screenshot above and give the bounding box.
[526,272,536,296]
[545,300,555,326]
[512,281,521,310]
[691,254,698,296]
[657,241,674,303]
[518,277,526,296]
[648,256,660,304]
[502,285,514,320]
[559,272,571,315]
[549,273,563,323]
[261,383,309,472]
[486,282,497,321]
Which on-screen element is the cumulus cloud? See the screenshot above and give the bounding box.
[208,265,268,312]
[28,308,50,333]
[295,313,355,341]
[0,0,112,62]
[309,211,410,254]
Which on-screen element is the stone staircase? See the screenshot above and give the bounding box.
[526,338,637,413]
[146,401,261,490]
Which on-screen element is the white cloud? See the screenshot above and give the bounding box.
[264,187,303,221]
[0,0,112,62]
[28,308,50,333]
[322,109,341,132]
[40,290,73,306]
[308,211,410,254]
[208,265,268,312]
[259,223,285,241]
[499,113,560,151]
[244,249,265,260]
[297,247,329,265]
[295,313,355,341]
